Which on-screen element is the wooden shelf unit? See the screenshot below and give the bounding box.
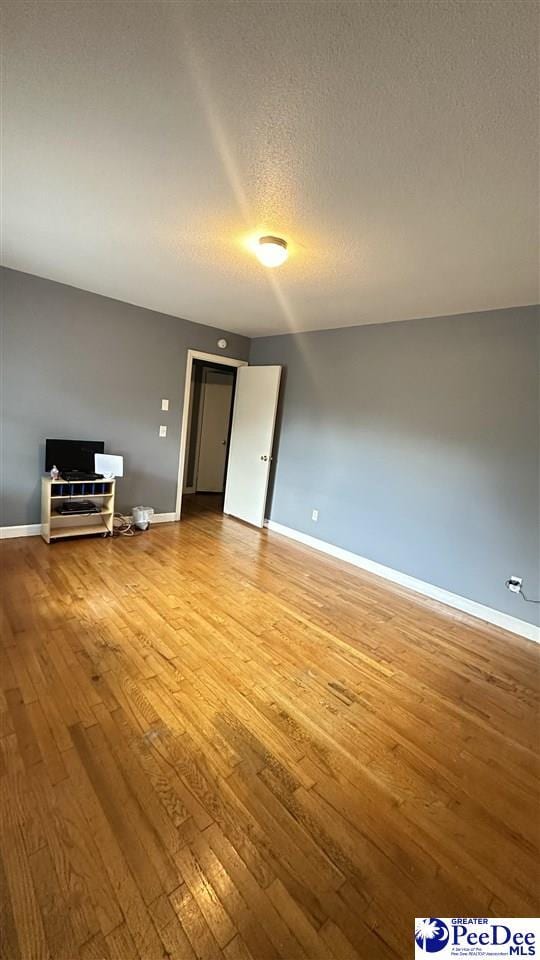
[41,477,115,543]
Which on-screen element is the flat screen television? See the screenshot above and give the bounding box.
[45,439,104,474]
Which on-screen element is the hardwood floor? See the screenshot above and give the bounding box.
[1,501,538,959]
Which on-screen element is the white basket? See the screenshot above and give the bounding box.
[132,506,155,530]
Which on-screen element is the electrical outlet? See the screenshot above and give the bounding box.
[159,425,167,438]
[161,399,169,411]
[312,509,319,522]
[506,575,522,594]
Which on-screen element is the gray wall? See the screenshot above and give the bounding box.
[2,267,538,626]
[250,306,540,626]
[1,267,249,523]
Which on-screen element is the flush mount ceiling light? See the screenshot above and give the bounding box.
[255,235,288,268]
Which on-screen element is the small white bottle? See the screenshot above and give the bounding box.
[50,464,60,480]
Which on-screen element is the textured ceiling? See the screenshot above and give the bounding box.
[2,0,538,337]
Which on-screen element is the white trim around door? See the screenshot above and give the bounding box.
[175,350,248,521]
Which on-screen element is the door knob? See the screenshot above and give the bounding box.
[260,455,268,461]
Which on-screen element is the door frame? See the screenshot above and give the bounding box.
[175,350,248,520]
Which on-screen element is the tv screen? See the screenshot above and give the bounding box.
[45,439,104,474]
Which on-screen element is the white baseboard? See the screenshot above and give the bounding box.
[265,520,540,644]
[152,512,177,524]
[0,523,41,539]
[1,513,178,539]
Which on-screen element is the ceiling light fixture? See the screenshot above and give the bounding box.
[255,235,288,268]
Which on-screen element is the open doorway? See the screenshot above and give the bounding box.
[176,350,281,527]
[178,352,246,522]
[183,360,236,516]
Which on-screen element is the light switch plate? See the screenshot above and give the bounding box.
[159,425,167,437]
[161,399,169,411]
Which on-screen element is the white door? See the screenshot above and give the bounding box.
[196,370,234,492]
[224,365,281,527]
